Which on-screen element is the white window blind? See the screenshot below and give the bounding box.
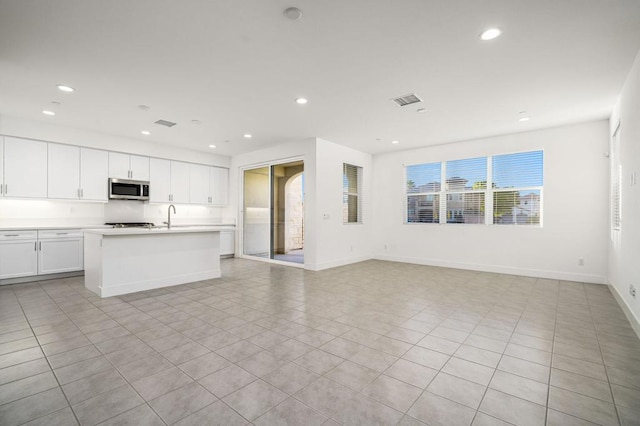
[405,150,544,226]
[343,163,362,224]
[611,127,621,231]
[445,157,487,224]
[492,151,543,225]
[406,162,441,223]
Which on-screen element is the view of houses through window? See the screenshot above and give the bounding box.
[406,150,543,225]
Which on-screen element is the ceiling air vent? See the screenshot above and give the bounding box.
[154,119,177,127]
[392,93,422,107]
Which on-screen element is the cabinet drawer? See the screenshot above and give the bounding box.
[38,229,83,239]
[0,231,38,241]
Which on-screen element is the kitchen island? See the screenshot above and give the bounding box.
[83,226,230,297]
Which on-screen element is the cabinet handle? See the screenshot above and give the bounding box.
[39,241,42,251]
[81,188,84,198]
[56,233,69,235]
[35,241,37,251]
[4,234,19,237]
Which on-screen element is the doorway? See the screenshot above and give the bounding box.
[242,160,304,265]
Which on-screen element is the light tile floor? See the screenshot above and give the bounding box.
[1,258,639,426]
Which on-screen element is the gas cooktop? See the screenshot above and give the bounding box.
[105,222,156,228]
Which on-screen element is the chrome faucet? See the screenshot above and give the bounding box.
[165,204,176,229]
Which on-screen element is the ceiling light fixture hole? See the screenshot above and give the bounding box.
[283,7,303,20]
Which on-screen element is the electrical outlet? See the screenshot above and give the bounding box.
[630,285,637,299]
[578,258,584,266]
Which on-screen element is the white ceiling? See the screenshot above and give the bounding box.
[1,0,639,156]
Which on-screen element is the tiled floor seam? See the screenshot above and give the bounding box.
[585,291,623,426]
[11,282,83,426]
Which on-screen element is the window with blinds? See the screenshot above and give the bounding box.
[445,157,487,224]
[405,150,544,226]
[406,162,441,223]
[492,151,543,225]
[343,163,362,224]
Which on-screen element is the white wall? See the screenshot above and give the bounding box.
[0,115,233,227]
[609,49,640,332]
[372,121,610,283]
[230,138,374,271]
[314,138,373,270]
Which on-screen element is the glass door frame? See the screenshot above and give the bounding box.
[238,156,305,268]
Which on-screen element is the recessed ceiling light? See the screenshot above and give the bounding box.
[42,110,55,116]
[283,7,303,20]
[244,134,252,139]
[518,111,531,122]
[519,116,531,122]
[209,144,216,148]
[416,108,427,113]
[141,130,151,135]
[295,97,308,104]
[392,140,400,144]
[480,28,502,41]
[191,119,202,125]
[57,85,74,92]
[138,105,150,111]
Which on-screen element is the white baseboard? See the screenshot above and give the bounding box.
[373,254,607,284]
[608,281,640,340]
[98,270,221,297]
[306,255,373,271]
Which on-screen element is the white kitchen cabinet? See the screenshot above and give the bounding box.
[189,163,210,204]
[0,231,38,279]
[220,229,235,256]
[37,230,83,274]
[189,164,229,206]
[149,158,171,203]
[210,167,229,206]
[3,136,48,198]
[48,144,80,199]
[170,161,190,204]
[0,138,4,196]
[109,152,149,180]
[149,159,189,203]
[80,148,109,201]
[48,145,109,201]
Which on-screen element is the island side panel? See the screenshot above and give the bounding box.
[99,231,221,297]
[83,232,104,296]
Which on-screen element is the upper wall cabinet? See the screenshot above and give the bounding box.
[109,152,149,181]
[48,144,109,201]
[189,164,229,206]
[189,164,210,204]
[80,148,109,201]
[210,166,228,206]
[149,158,190,203]
[2,137,48,198]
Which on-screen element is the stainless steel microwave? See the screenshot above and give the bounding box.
[108,178,150,201]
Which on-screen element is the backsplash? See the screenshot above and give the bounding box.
[0,199,234,228]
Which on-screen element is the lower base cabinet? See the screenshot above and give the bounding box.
[220,229,235,256]
[0,232,38,279]
[0,229,83,281]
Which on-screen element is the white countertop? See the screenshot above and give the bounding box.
[84,225,235,236]
[0,225,112,231]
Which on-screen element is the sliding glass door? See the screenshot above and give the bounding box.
[242,160,304,264]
